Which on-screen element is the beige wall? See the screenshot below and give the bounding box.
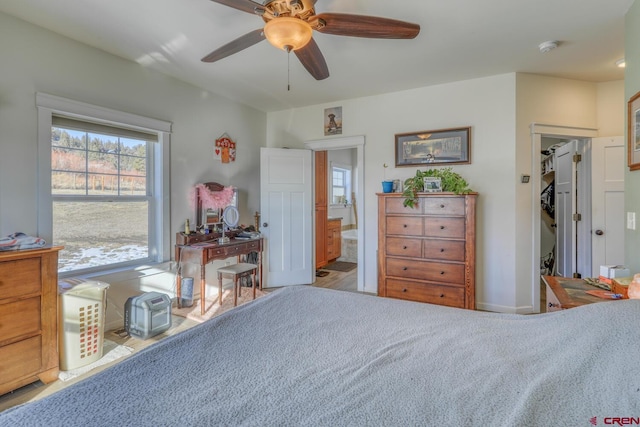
[268,74,519,309]
[625,0,640,272]
[269,73,624,312]
[0,12,266,302]
[598,80,626,136]
[0,12,266,240]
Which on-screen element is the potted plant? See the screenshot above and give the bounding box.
[401,167,472,208]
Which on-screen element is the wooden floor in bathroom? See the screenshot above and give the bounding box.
[313,264,358,292]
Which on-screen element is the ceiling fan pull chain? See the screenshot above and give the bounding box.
[287,45,291,91]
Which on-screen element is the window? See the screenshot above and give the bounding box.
[37,93,171,277]
[331,165,351,205]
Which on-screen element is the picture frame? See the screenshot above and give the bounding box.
[423,177,442,193]
[395,127,471,167]
[628,91,640,171]
[324,106,342,136]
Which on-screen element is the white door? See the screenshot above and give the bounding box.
[260,147,314,287]
[555,141,577,277]
[591,136,625,277]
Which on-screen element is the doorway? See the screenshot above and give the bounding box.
[530,123,598,312]
[530,124,625,312]
[305,136,365,292]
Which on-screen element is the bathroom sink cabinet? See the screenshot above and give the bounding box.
[327,218,342,262]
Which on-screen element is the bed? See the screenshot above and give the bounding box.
[1,286,638,426]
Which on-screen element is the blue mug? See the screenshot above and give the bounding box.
[382,181,394,193]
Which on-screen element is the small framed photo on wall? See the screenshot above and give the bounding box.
[324,106,342,136]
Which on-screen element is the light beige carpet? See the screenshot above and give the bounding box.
[172,287,266,323]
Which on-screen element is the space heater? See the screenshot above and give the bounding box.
[124,292,172,339]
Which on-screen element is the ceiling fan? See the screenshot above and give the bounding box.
[201,0,420,80]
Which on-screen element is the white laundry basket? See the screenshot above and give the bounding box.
[58,279,110,371]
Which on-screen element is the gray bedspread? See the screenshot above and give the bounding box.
[1,286,639,426]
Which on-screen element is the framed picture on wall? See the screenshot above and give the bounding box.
[395,127,471,167]
[628,91,640,171]
[324,106,342,136]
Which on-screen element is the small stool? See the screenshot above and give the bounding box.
[216,263,257,306]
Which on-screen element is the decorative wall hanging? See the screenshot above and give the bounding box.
[395,127,471,167]
[214,133,236,163]
[193,183,235,210]
[628,91,640,171]
[324,106,342,136]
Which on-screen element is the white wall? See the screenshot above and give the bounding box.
[625,0,640,273]
[267,74,518,309]
[0,12,266,296]
[268,73,624,312]
[515,74,624,310]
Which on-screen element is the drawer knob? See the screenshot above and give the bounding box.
[403,224,408,228]
[403,267,408,271]
[403,246,408,249]
[440,225,445,230]
[440,271,445,275]
[440,204,445,208]
[402,288,407,292]
[440,294,445,298]
[440,248,445,252]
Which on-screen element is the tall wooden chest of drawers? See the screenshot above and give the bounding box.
[0,246,62,395]
[377,193,476,309]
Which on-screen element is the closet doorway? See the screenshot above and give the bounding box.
[531,124,625,312]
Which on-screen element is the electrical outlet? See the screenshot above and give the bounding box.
[627,212,636,230]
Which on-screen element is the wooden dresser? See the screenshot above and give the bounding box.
[0,246,62,395]
[377,193,477,309]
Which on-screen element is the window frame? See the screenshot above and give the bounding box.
[330,163,352,206]
[37,93,171,277]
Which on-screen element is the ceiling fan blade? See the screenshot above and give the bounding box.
[315,13,420,39]
[201,28,265,63]
[210,0,265,15]
[294,38,329,80]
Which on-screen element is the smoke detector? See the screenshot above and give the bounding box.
[538,40,558,53]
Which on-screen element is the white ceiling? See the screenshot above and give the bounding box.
[0,0,634,112]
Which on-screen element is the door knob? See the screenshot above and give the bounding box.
[595,229,604,236]
[262,222,268,227]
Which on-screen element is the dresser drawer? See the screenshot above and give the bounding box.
[422,197,465,216]
[386,217,423,236]
[386,258,464,283]
[0,297,41,344]
[385,279,465,308]
[385,197,418,214]
[207,247,226,258]
[0,336,42,385]
[243,240,262,252]
[423,239,465,262]
[386,237,422,257]
[0,258,41,300]
[424,217,465,239]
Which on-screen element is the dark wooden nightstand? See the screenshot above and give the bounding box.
[542,275,616,312]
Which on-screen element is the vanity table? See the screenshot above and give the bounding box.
[175,236,263,315]
[178,181,263,315]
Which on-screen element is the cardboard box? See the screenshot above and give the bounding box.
[599,265,630,279]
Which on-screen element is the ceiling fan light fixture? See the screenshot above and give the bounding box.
[264,17,313,51]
